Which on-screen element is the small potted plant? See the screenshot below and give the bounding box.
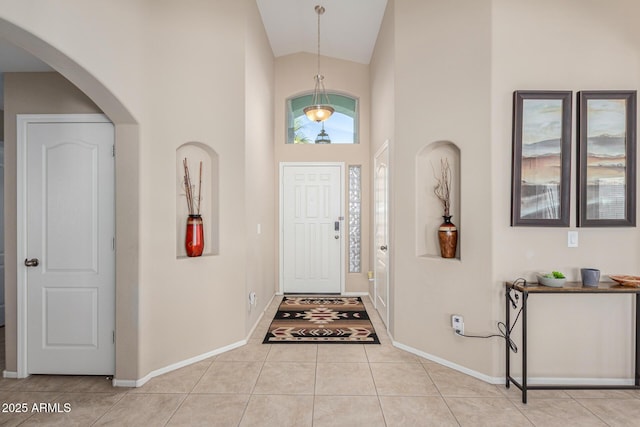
[536,271,566,287]
[433,158,457,258]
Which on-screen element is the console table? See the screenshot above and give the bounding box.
[505,280,640,403]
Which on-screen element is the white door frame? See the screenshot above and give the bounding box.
[16,113,113,378]
[279,162,345,295]
[373,141,390,327]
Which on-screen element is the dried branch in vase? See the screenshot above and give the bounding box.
[183,158,203,216]
[433,158,451,217]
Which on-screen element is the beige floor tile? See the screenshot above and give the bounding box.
[67,376,128,394]
[5,375,85,393]
[497,384,571,401]
[192,361,262,394]
[317,344,368,363]
[265,344,317,362]
[364,344,419,363]
[239,394,313,427]
[315,362,376,396]
[93,393,185,426]
[575,398,640,427]
[445,397,533,426]
[253,362,316,395]
[370,362,439,396]
[19,392,125,427]
[565,389,639,399]
[426,364,504,397]
[516,398,607,426]
[130,360,210,394]
[0,391,62,426]
[166,394,249,427]
[215,342,271,362]
[313,395,385,427]
[379,396,458,427]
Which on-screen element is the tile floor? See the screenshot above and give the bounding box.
[1,298,640,426]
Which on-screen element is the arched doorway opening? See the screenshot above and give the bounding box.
[0,17,140,383]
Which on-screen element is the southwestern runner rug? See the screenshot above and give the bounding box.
[263,295,380,344]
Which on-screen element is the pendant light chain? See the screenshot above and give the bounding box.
[316,5,322,77]
[303,5,334,122]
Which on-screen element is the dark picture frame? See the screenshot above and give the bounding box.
[577,90,636,227]
[511,91,572,227]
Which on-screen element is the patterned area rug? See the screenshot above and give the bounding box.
[263,296,380,344]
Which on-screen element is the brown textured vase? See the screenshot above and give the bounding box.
[438,215,458,258]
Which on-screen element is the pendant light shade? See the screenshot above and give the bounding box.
[304,5,334,123]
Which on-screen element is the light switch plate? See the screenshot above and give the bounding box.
[568,231,578,248]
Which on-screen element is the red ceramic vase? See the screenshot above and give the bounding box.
[438,215,458,258]
[185,215,204,257]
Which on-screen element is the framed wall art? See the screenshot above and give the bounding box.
[577,90,636,227]
[511,91,572,227]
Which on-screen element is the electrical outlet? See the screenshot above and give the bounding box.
[451,314,464,335]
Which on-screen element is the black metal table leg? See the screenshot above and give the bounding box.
[522,291,528,404]
[636,293,640,386]
[505,287,511,388]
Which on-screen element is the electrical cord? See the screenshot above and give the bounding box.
[453,277,525,353]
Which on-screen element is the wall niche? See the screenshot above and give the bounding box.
[416,141,461,259]
[176,142,219,258]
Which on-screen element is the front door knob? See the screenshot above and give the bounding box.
[24,258,39,267]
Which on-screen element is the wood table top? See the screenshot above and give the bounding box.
[506,280,640,294]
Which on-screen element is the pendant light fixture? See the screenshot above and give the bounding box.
[303,5,334,123]
[315,123,331,144]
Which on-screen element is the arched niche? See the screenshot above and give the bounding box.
[176,142,219,257]
[416,141,461,259]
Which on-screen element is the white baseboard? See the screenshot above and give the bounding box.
[342,292,369,297]
[3,370,18,379]
[245,293,276,339]
[113,339,246,388]
[509,376,635,386]
[393,341,636,387]
[114,293,278,388]
[393,341,503,384]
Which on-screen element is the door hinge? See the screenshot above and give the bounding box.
[112,145,115,157]
[112,237,115,251]
[113,330,115,343]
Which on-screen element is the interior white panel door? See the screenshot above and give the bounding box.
[0,143,4,326]
[282,164,342,294]
[374,144,389,326]
[25,119,115,375]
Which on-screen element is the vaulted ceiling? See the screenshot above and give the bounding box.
[0,1,388,109]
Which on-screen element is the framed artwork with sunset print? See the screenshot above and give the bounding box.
[577,91,636,227]
[511,91,572,227]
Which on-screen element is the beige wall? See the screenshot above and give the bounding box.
[274,53,372,294]
[3,0,640,385]
[491,0,640,379]
[370,0,640,381]
[384,0,495,374]
[3,72,103,372]
[370,0,395,315]
[244,0,276,332]
[0,0,275,382]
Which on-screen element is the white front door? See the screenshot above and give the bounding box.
[18,115,115,375]
[281,164,343,294]
[374,143,389,326]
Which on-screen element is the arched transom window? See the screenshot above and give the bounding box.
[286,93,359,144]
